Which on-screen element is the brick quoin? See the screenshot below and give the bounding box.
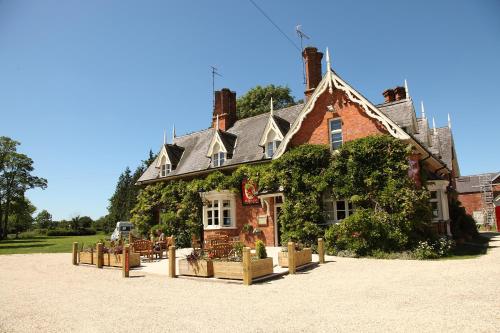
[290,89,387,147]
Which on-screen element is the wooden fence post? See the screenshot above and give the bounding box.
[168,245,176,278]
[318,238,325,264]
[122,244,130,278]
[288,242,296,274]
[97,242,103,268]
[243,247,252,286]
[128,233,133,245]
[72,242,78,265]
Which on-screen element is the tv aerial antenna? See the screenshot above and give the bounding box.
[211,66,222,111]
[296,25,310,85]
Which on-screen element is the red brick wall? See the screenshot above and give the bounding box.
[203,196,277,247]
[458,192,483,215]
[290,89,387,147]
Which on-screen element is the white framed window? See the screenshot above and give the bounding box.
[429,190,441,220]
[329,118,343,151]
[160,156,171,177]
[212,151,226,167]
[202,191,236,229]
[266,140,281,158]
[322,194,354,224]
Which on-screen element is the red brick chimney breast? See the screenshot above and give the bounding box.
[212,88,237,131]
[394,86,406,101]
[382,89,396,103]
[303,47,324,100]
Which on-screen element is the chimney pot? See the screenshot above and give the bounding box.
[212,88,237,131]
[303,47,324,99]
[394,86,406,101]
[382,89,396,103]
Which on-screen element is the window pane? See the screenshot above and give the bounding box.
[223,210,231,226]
[223,200,230,208]
[336,201,346,211]
[267,142,274,157]
[332,141,342,150]
[430,191,437,199]
[330,119,341,131]
[331,132,342,142]
[214,209,219,225]
[213,200,219,208]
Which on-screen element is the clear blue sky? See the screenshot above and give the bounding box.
[1,0,499,220]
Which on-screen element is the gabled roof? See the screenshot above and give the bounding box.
[258,114,290,146]
[156,144,185,168]
[136,104,303,184]
[378,99,418,134]
[206,130,237,157]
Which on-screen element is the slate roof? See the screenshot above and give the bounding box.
[217,130,237,156]
[377,100,417,134]
[456,173,498,193]
[379,99,457,173]
[273,115,291,137]
[137,103,303,183]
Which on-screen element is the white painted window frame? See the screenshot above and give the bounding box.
[201,191,237,230]
[212,151,226,167]
[322,196,354,224]
[329,118,343,151]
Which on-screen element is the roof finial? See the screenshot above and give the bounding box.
[432,117,437,135]
[270,97,274,116]
[163,129,167,145]
[215,114,219,131]
[421,101,426,119]
[326,47,332,72]
[448,113,451,129]
[172,124,176,143]
[404,79,410,100]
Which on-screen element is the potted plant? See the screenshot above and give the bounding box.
[213,240,273,280]
[178,249,214,277]
[278,242,312,268]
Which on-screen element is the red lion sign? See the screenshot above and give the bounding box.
[242,178,259,205]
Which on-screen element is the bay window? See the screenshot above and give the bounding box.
[202,191,236,229]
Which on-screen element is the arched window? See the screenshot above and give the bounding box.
[211,143,226,167]
[265,130,281,158]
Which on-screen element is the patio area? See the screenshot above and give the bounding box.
[135,246,315,278]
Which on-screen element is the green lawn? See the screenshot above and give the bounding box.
[0,233,107,255]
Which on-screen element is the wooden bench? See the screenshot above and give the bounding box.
[132,240,153,261]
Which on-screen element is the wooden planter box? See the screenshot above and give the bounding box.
[213,257,273,280]
[278,248,312,268]
[78,252,140,268]
[178,259,214,277]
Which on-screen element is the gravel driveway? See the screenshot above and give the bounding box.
[1,233,499,333]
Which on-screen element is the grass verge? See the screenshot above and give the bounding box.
[0,233,107,255]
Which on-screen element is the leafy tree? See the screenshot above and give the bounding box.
[0,137,47,239]
[236,84,298,119]
[8,197,36,237]
[35,209,53,229]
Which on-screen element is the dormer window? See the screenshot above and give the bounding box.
[207,130,236,168]
[266,140,281,158]
[160,156,171,177]
[212,151,226,167]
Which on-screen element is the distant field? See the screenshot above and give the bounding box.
[0,233,107,255]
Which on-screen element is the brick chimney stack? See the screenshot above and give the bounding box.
[303,47,324,100]
[212,88,237,131]
[382,89,396,103]
[394,86,406,101]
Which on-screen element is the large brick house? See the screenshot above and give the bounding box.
[137,46,460,246]
[456,172,500,230]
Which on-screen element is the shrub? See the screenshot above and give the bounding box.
[325,209,402,256]
[46,228,96,236]
[449,196,478,239]
[255,240,267,259]
[412,237,455,259]
[232,242,244,260]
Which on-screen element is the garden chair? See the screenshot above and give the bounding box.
[131,239,153,261]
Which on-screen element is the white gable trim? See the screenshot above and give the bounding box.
[155,145,172,168]
[258,116,285,147]
[273,70,410,159]
[206,131,228,158]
